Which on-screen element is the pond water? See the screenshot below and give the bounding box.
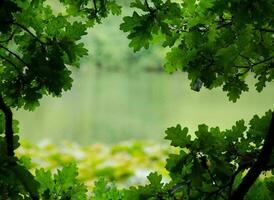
[14,66,274,144]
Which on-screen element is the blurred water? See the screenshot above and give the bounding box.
[14,66,274,144]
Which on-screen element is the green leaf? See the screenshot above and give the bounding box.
[93,178,124,200]
[107,2,122,16]
[120,12,142,32]
[247,110,272,144]
[224,119,247,142]
[35,168,54,195]
[216,45,238,70]
[147,172,163,189]
[54,163,78,191]
[246,179,274,200]
[198,0,214,11]
[63,21,88,40]
[165,125,191,148]
[12,164,40,199]
[12,119,19,133]
[223,77,249,102]
[18,155,32,169]
[164,47,185,73]
[191,158,203,187]
[130,0,149,11]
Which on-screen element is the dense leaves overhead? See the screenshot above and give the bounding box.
[0,0,121,110]
[121,0,274,101]
[1,0,273,106]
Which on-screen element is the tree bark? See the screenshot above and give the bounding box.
[0,94,14,157]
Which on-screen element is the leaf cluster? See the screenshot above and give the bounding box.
[0,0,121,110]
[35,163,88,200]
[77,111,274,200]
[121,0,274,101]
[118,111,274,200]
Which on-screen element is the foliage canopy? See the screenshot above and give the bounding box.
[0,0,273,199]
[120,0,274,102]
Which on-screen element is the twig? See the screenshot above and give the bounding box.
[92,0,97,15]
[252,56,274,66]
[204,182,229,200]
[236,68,250,77]
[0,54,26,88]
[217,21,232,29]
[239,54,253,65]
[0,44,30,68]
[169,183,185,194]
[257,28,274,33]
[144,0,153,12]
[236,56,274,70]
[0,54,21,73]
[12,22,45,45]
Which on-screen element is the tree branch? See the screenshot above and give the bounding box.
[257,28,274,33]
[236,56,274,70]
[230,112,274,200]
[144,0,155,13]
[0,94,14,157]
[0,54,21,74]
[227,163,251,198]
[12,23,45,45]
[0,54,26,91]
[92,0,97,15]
[168,183,185,195]
[217,21,232,29]
[145,0,151,10]
[252,56,274,66]
[0,95,39,200]
[0,44,30,68]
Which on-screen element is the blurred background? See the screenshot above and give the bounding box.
[14,1,274,145]
[12,0,274,189]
